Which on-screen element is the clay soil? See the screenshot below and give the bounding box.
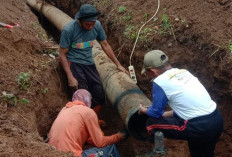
[0,0,232,157]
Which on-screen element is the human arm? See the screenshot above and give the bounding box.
[59,47,78,89]
[140,106,173,117]
[99,40,128,73]
[86,131,126,146]
[146,82,168,118]
[85,112,125,147]
[162,110,173,117]
[59,26,78,89]
[138,104,148,115]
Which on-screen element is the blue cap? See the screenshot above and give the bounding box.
[75,4,100,21]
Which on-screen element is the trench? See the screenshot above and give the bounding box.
[30,4,152,157]
[28,0,232,156]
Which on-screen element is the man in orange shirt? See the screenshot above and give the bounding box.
[48,89,126,157]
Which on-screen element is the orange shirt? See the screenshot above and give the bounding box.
[48,101,120,156]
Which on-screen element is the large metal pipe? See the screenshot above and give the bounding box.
[27,0,72,31]
[27,0,151,141]
[93,44,151,140]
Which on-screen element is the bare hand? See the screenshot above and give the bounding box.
[138,104,147,115]
[117,132,126,139]
[117,65,129,74]
[68,76,78,89]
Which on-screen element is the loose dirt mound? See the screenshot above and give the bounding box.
[0,0,73,156]
[0,0,232,156]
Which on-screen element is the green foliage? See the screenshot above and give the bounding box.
[122,15,132,21]
[159,30,166,35]
[229,43,232,52]
[140,27,152,39]
[123,25,154,42]
[16,72,31,90]
[18,98,29,104]
[1,91,17,106]
[143,27,153,33]
[102,0,107,6]
[41,88,48,94]
[139,27,153,48]
[130,33,137,41]
[161,14,171,34]
[118,6,127,13]
[123,25,138,41]
[153,28,158,34]
[117,6,133,22]
[123,25,134,36]
[1,91,29,106]
[159,10,177,41]
[144,13,148,22]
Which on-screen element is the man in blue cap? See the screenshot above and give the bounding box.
[59,4,127,114]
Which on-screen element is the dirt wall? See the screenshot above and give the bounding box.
[47,0,232,156]
[0,0,232,156]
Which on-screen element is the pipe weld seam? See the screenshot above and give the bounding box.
[114,89,144,111]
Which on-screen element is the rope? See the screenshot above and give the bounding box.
[129,0,160,65]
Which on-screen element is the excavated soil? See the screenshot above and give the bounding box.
[0,0,232,156]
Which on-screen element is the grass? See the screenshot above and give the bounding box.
[16,72,31,90]
[122,15,132,21]
[140,27,153,40]
[161,14,172,35]
[123,25,154,44]
[229,43,232,53]
[118,6,127,13]
[41,88,48,94]
[123,25,138,41]
[117,5,133,21]
[144,13,148,22]
[160,10,176,40]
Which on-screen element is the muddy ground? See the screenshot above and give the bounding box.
[0,0,232,156]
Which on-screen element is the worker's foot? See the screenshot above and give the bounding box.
[98,120,107,129]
